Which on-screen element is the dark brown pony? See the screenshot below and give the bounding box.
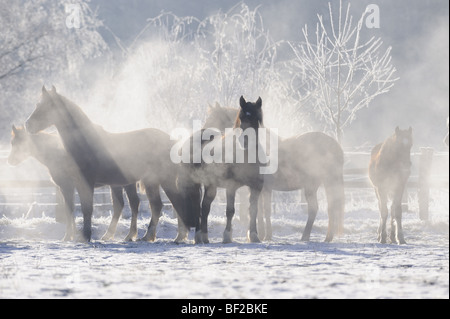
[179,96,265,243]
[25,86,194,242]
[369,127,412,244]
[8,125,139,241]
[204,105,345,242]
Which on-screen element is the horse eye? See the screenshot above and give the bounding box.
[246,112,251,116]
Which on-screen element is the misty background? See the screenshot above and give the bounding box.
[0,0,448,151]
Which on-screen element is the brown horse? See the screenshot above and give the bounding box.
[369,127,413,244]
[178,96,265,243]
[25,86,194,242]
[8,125,139,241]
[204,105,345,242]
[204,104,345,242]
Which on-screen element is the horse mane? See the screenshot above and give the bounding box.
[234,112,241,129]
[50,91,95,130]
[204,104,239,131]
[372,129,412,170]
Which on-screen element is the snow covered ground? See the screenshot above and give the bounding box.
[0,188,448,299]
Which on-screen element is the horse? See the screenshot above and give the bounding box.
[179,96,265,244]
[369,127,413,244]
[8,125,139,241]
[25,86,194,242]
[204,104,345,242]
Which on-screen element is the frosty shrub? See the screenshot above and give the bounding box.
[195,4,304,136]
[289,0,398,144]
[0,0,109,141]
[100,4,305,136]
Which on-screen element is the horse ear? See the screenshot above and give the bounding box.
[256,97,262,109]
[408,127,412,135]
[240,96,246,108]
[11,125,18,136]
[395,126,400,135]
[42,85,48,94]
[51,85,57,93]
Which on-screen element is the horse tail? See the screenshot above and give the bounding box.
[324,151,346,239]
[176,166,202,228]
[138,181,146,194]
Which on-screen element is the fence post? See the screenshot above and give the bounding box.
[419,147,434,220]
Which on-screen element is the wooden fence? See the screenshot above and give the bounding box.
[0,148,448,221]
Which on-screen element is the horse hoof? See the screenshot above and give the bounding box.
[300,235,310,242]
[248,231,260,243]
[101,233,114,241]
[124,235,136,242]
[223,230,233,244]
[140,234,156,242]
[324,236,333,243]
[62,234,74,242]
[174,234,188,244]
[201,233,210,244]
[264,230,273,242]
[194,231,202,244]
[174,231,188,244]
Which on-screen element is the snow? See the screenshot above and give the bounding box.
[0,188,448,299]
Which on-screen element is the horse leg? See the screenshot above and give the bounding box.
[323,177,344,243]
[301,187,319,242]
[102,186,124,241]
[196,186,217,244]
[391,184,407,244]
[141,184,163,242]
[238,187,249,225]
[55,187,66,224]
[375,187,388,244]
[77,183,95,242]
[161,178,189,243]
[223,187,237,244]
[261,188,272,241]
[257,193,265,241]
[124,184,140,242]
[60,183,76,241]
[247,187,262,243]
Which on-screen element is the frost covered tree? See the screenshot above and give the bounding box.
[109,4,302,135]
[195,3,302,135]
[0,0,108,85]
[0,0,109,140]
[289,1,398,144]
[196,4,278,106]
[96,12,207,131]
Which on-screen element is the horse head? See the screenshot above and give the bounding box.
[236,96,263,130]
[26,86,59,134]
[204,102,237,131]
[234,96,263,150]
[8,125,32,166]
[393,126,413,166]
